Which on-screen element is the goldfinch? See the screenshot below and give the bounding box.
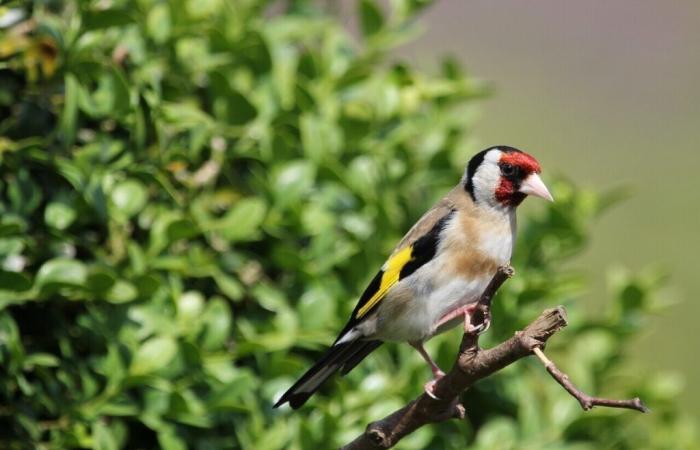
[274,146,553,409]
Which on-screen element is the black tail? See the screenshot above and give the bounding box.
[273,340,382,409]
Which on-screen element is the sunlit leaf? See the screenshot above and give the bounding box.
[200,297,232,349]
[93,421,118,450]
[130,337,178,376]
[35,258,87,287]
[61,73,79,147]
[147,3,171,44]
[111,179,148,218]
[105,280,138,303]
[45,201,76,230]
[218,197,267,242]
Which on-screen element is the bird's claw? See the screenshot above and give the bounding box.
[470,315,491,335]
[463,305,491,336]
[424,374,444,400]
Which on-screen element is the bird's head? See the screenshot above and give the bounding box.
[464,146,553,208]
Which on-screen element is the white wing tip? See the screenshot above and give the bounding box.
[335,328,360,345]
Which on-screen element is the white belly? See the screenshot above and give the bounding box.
[369,208,516,343]
[372,262,493,342]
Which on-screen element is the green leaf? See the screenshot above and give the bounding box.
[218,198,267,242]
[35,258,87,288]
[0,218,25,237]
[200,297,232,349]
[45,202,77,230]
[273,160,316,205]
[0,270,32,292]
[177,291,204,333]
[226,89,257,125]
[105,280,138,304]
[300,113,342,161]
[23,353,60,369]
[87,268,116,292]
[61,74,79,147]
[130,337,178,376]
[148,212,200,255]
[147,3,172,44]
[167,219,199,241]
[79,70,131,118]
[359,0,385,37]
[93,421,118,450]
[298,284,335,330]
[206,371,256,411]
[8,169,42,216]
[160,102,214,130]
[212,272,244,301]
[111,179,148,218]
[83,8,134,30]
[158,429,187,450]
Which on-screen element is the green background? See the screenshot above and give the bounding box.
[0,1,696,448]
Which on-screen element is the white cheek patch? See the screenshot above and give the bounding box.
[472,158,501,205]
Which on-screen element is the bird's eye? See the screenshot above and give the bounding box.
[501,163,515,176]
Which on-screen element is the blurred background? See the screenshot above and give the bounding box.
[0,1,698,448]
[398,0,700,415]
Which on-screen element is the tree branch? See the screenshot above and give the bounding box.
[341,266,648,450]
[532,347,649,413]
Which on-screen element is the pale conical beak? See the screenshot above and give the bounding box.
[519,173,554,202]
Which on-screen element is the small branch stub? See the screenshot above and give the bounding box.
[341,267,647,450]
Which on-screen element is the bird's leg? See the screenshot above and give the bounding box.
[435,304,488,335]
[462,304,480,334]
[457,304,491,335]
[410,342,445,378]
[410,342,445,399]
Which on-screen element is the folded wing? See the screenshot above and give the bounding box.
[274,203,456,409]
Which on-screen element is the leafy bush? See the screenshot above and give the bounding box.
[0,1,696,449]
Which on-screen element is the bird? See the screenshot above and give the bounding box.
[274,146,553,409]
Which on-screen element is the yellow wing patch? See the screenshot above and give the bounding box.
[356,245,413,319]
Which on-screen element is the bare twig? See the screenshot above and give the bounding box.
[341,266,647,450]
[532,347,649,413]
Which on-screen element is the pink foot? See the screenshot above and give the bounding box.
[435,304,478,330]
[463,308,483,334]
[467,306,491,335]
[435,304,491,336]
[424,372,445,399]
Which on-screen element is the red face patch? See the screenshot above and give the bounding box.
[495,178,527,206]
[495,178,514,203]
[499,151,541,174]
[495,150,540,206]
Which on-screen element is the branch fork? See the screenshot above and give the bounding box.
[342,266,648,450]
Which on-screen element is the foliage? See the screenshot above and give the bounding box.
[0,0,696,449]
